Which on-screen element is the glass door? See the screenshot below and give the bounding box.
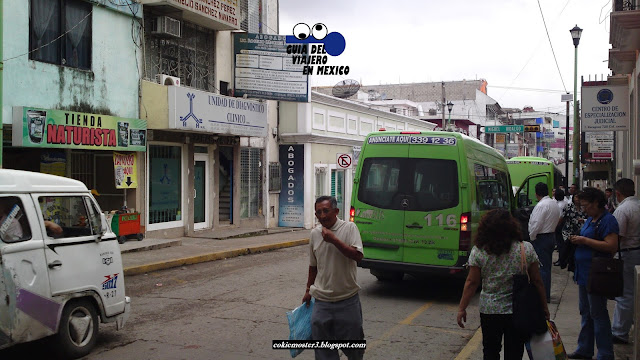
[194,153,209,229]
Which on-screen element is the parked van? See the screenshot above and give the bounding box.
[350,131,513,280]
[0,170,130,358]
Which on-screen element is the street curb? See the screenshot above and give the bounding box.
[120,239,182,254]
[123,238,309,276]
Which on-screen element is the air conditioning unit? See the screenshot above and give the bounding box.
[156,74,181,86]
[151,16,181,38]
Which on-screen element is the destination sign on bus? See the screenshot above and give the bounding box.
[367,135,457,145]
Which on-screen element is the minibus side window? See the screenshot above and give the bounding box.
[474,165,510,210]
[0,196,32,243]
[38,196,92,238]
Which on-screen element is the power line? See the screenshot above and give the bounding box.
[537,0,567,92]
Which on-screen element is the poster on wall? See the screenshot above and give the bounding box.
[278,144,304,227]
[40,151,66,176]
[113,152,138,189]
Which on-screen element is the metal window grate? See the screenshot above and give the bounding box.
[269,162,281,192]
[149,145,182,224]
[144,13,216,92]
[70,152,94,189]
[240,148,262,218]
[240,0,261,33]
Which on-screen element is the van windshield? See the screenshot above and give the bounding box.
[357,157,459,211]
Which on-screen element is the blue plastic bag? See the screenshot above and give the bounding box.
[286,298,314,358]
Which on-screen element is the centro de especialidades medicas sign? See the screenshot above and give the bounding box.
[12,107,147,152]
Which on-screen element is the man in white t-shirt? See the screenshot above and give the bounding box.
[529,182,561,302]
[303,196,364,360]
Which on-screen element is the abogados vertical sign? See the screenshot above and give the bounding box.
[278,145,304,227]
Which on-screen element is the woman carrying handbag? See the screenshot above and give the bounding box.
[567,188,619,360]
[457,209,549,360]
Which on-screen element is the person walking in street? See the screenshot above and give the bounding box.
[457,209,549,360]
[528,182,561,302]
[554,188,569,256]
[567,187,619,360]
[611,178,640,345]
[303,196,365,360]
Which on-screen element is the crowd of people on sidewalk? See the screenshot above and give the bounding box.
[299,180,639,360]
[457,179,640,360]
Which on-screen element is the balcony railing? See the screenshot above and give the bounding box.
[615,0,639,11]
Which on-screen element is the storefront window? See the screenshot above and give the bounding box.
[149,145,182,224]
[240,148,262,218]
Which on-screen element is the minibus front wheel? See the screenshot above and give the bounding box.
[55,298,99,359]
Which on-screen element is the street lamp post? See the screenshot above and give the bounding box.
[446,101,453,131]
[570,25,582,187]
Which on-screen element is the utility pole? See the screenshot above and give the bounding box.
[0,0,4,168]
[441,81,446,129]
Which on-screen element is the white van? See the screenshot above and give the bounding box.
[0,170,130,358]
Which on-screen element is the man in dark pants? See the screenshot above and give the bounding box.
[528,182,561,302]
[303,196,365,360]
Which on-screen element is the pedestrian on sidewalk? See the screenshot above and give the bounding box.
[558,194,586,271]
[567,187,619,360]
[555,188,569,256]
[302,196,365,360]
[611,178,640,345]
[457,209,549,360]
[528,182,561,302]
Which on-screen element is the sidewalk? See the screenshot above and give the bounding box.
[460,254,634,360]
[119,227,310,276]
[118,231,635,359]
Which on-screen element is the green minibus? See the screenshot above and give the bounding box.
[507,156,564,206]
[350,130,514,280]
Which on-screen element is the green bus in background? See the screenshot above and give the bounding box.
[350,130,514,281]
[507,156,564,205]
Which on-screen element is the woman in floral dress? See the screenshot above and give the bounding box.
[457,209,549,360]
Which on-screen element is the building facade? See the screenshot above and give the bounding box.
[2,0,146,215]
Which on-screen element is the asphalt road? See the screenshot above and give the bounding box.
[1,245,479,360]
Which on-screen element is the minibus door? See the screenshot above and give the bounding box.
[0,194,54,343]
[513,173,550,242]
[403,147,461,267]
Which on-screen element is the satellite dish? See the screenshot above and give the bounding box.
[332,79,360,98]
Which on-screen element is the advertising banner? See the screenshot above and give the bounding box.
[582,85,629,131]
[168,86,268,137]
[278,145,304,227]
[113,152,138,189]
[12,107,147,151]
[234,33,309,102]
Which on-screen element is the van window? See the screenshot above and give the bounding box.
[358,158,458,211]
[39,196,93,238]
[0,196,32,243]
[474,164,510,210]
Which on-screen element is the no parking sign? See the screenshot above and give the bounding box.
[337,153,352,169]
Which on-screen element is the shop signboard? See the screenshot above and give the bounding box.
[278,145,304,227]
[582,85,629,131]
[233,33,309,102]
[168,86,268,137]
[12,107,147,151]
[113,152,138,189]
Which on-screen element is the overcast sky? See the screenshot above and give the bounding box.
[277,0,613,115]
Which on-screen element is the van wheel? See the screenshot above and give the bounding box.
[55,299,99,359]
[136,233,144,241]
[118,236,127,244]
[371,270,403,281]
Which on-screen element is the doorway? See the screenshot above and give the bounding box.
[219,147,233,224]
[194,152,209,230]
